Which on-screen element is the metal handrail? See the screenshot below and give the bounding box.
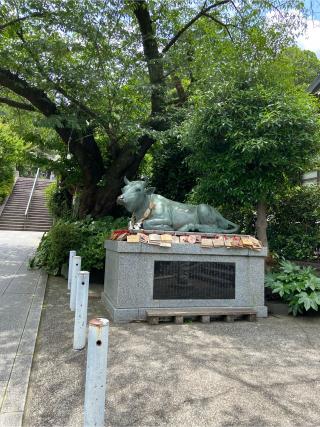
[24,168,40,226]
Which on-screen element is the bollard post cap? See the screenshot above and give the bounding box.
[89,318,109,328]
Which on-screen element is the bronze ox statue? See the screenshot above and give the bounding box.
[117,177,239,233]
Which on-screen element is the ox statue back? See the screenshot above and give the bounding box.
[117,177,239,234]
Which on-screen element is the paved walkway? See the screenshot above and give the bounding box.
[0,231,46,427]
[25,275,320,426]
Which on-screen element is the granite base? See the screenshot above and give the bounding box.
[102,240,268,322]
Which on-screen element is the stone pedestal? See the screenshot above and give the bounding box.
[102,240,268,322]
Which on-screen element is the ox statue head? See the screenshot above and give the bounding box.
[117,177,155,213]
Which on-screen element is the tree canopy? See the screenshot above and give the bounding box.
[0,122,25,201]
[0,0,310,217]
[184,76,320,244]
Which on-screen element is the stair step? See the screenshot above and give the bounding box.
[7,196,29,199]
[6,200,29,202]
[5,207,28,209]
[2,208,27,212]
[6,203,29,205]
[0,220,25,224]
[27,215,51,219]
[8,192,31,195]
[28,207,50,210]
[0,216,25,220]
[0,226,25,231]
[28,214,50,217]
[27,218,52,222]
[0,226,26,230]
[24,227,50,231]
[25,224,52,227]
[2,210,26,214]
[3,201,27,204]
[27,212,51,216]
[25,220,52,224]
[25,219,51,222]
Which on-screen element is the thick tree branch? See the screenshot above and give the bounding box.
[162,0,231,53]
[0,12,47,31]
[133,0,165,122]
[0,96,35,111]
[0,67,105,184]
[0,67,58,116]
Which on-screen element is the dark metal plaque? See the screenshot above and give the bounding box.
[153,261,235,300]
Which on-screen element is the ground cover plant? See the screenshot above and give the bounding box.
[265,260,320,315]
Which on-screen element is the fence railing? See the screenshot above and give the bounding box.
[24,168,40,229]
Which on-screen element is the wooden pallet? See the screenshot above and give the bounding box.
[146,307,257,325]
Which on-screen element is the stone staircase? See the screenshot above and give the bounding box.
[0,177,53,232]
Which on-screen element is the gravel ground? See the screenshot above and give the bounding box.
[24,275,320,427]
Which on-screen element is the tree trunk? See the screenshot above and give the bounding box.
[80,136,154,217]
[67,131,105,187]
[256,200,268,248]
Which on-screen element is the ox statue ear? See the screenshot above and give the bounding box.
[145,187,155,195]
[124,176,130,185]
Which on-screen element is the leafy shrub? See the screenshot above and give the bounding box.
[30,216,128,274]
[265,260,320,315]
[268,186,320,261]
[30,222,82,275]
[75,217,127,270]
[212,186,320,260]
[0,168,14,203]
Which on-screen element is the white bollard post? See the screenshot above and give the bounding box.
[70,256,81,311]
[84,318,109,427]
[68,250,76,290]
[73,271,89,351]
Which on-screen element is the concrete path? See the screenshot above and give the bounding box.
[0,231,46,427]
[25,275,320,427]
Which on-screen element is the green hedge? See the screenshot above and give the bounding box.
[207,185,320,261]
[30,216,128,275]
[268,185,320,261]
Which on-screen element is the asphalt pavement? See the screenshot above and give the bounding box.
[24,275,320,427]
[0,231,46,427]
